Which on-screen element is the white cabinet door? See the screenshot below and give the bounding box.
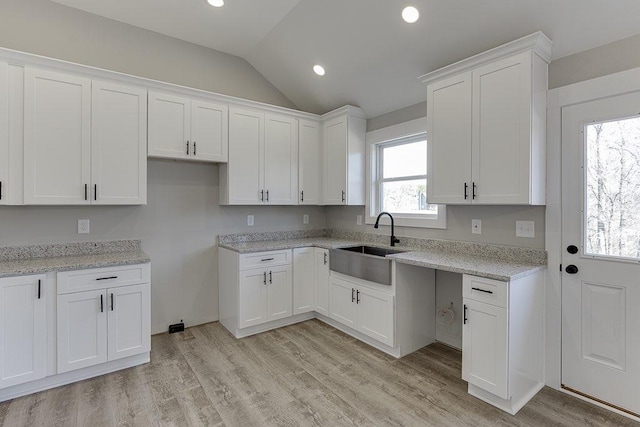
[293,248,315,315]
[298,119,321,205]
[227,107,264,204]
[357,286,394,347]
[91,81,147,205]
[462,298,509,399]
[0,274,46,389]
[426,72,472,205]
[107,284,151,361]
[238,268,268,328]
[329,276,357,328]
[0,61,7,206]
[148,91,190,160]
[323,116,348,205]
[24,68,91,204]
[57,289,108,374]
[267,265,293,321]
[263,113,298,205]
[472,53,531,204]
[314,249,330,316]
[191,99,228,162]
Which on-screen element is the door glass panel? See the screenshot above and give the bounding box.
[585,116,640,259]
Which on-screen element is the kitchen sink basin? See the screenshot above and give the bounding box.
[330,245,406,286]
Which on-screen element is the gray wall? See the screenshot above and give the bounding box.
[0,0,311,334]
[0,161,326,334]
[0,0,297,109]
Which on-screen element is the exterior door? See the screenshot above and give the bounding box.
[91,81,147,204]
[561,91,640,416]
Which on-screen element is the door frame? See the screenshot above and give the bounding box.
[546,66,640,418]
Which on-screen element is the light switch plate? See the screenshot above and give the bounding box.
[78,219,90,234]
[303,214,309,224]
[472,219,481,234]
[516,220,535,238]
[247,215,254,226]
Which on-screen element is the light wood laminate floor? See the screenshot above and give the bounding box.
[0,320,637,426]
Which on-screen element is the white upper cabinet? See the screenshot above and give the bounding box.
[24,68,91,205]
[148,91,228,163]
[422,32,551,205]
[92,81,147,204]
[264,113,298,205]
[298,119,321,205]
[322,106,366,205]
[0,61,7,205]
[23,68,147,205]
[221,107,299,205]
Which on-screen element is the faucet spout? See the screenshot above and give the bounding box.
[374,211,400,247]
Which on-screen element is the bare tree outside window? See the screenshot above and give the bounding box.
[585,116,640,259]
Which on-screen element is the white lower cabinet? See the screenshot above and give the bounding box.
[329,274,394,347]
[293,247,330,315]
[461,273,544,414]
[57,265,151,374]
[0,274,47,389]
[314,249,330,316]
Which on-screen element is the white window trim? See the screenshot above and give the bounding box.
[365,117,447,229]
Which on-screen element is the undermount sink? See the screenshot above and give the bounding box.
[330,245,406,286]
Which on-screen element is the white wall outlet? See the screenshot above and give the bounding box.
[78,219,90,234]
[303,214,309,224]
[471,219,481,234]
[356,215,363,226]
[247,215,254,226]
[516,220,535,238]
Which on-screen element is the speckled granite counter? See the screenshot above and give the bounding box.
[0,240,150,278]
[219,230,546,281]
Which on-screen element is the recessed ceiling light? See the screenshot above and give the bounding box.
[402,6,420,23]
[313,65,326,76]
[206,0,224,7]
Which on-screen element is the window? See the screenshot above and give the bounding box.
[366,119,446,229]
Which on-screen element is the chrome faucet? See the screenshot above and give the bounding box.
[374,211,400,247]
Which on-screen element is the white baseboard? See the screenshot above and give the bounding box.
[0,353,149,403]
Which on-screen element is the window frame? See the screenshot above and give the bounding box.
[365,118,446,229]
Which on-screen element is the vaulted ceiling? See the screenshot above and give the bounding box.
[51,0,640,117]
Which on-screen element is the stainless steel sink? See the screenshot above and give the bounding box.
[330,245,406,286]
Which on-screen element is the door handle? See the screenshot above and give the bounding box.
[464,183,468,200]
[94,184,97,201]
[269,271,272,284]
[324,252,327,265]
[301,191,304,202]
[84,184,88,201]
[342,190,346,203]
[567,245,579,254]
[111,293,114,311]
[266,190,269,202]
[37,279,41,299]
[186,141,190,155]
[463,304,468,324]
[565,265,579,274]
[263,272,267,285]
[472,182,477,200]
[356,290,360,304]
[193,141,196,156]
[100,294,104,313]
[351,288,355,302]
[471,287,493,294]
[260,189,264,202]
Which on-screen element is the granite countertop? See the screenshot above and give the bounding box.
[219,236,545,281]
[0,241,150,278]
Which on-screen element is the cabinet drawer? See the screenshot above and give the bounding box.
[57,263,150,295]
[239,250,291,270]
[463,275,508,308]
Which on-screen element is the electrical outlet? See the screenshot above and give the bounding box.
[472,219,481,234]
[516,220,535,238]
[356,215,363,226]
[303,214,309,224]
[247,215,254,226]
[78,219,90,234]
